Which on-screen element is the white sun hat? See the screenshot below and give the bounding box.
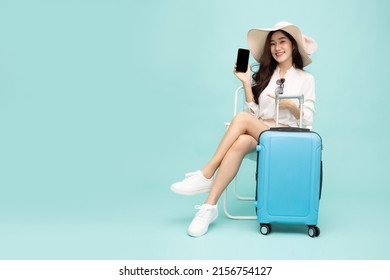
[247,21,318,66]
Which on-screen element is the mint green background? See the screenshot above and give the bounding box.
[0,0,389,260]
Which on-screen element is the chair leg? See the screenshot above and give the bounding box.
[232,175,255,201]
[223,177,257,220]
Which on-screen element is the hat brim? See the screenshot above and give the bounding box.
[247,24,312,67]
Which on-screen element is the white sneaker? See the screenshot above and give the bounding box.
[171,170,213,195]
[187,204,218,237]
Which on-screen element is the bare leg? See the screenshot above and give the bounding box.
[204,134,258,205]
[201,112,268,179]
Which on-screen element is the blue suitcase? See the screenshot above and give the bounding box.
[254,95,323,237]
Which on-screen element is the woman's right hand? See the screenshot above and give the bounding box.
[233,62,251,86]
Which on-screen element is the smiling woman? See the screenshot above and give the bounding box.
[170,22,318,237]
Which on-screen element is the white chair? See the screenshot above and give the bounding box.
[222,85,310,220]
[223,85,257,220]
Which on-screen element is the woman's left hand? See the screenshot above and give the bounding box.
[267,94,301,120]
[267,94,296,110]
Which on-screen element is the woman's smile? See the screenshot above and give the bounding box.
[274,51,285,58]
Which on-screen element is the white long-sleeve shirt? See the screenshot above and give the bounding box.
[244,66,315,128]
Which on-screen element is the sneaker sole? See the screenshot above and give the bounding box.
[170,186,211,195]
[188,213,219,237]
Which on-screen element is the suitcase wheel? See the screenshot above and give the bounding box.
[308,226,320,238]
[260,223,271,235]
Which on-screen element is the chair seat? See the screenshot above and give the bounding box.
[246,150,257,161]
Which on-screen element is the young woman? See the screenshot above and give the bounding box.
[171,22,318,237]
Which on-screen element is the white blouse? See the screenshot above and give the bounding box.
[244,66,315,128]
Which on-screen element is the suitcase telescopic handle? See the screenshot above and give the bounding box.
[275,94,304,128]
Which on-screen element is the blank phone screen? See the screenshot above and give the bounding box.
[236,48,250,72]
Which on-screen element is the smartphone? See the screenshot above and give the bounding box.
[236,48,250,73]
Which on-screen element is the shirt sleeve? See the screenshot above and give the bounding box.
[244,101,260,117]
[302,75,315,128]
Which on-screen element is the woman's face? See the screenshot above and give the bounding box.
[270,31,294,66]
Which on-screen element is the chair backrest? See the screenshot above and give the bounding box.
[233,86,244,116]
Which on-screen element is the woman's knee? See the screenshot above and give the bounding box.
[232,111,252,124]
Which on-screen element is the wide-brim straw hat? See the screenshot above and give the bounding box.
[247,21,318,67]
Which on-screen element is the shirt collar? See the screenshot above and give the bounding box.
[276,65,296,78]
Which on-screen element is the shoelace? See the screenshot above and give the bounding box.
[185,171,198,178]
[194,205,211,218]
[185,171,213,182]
